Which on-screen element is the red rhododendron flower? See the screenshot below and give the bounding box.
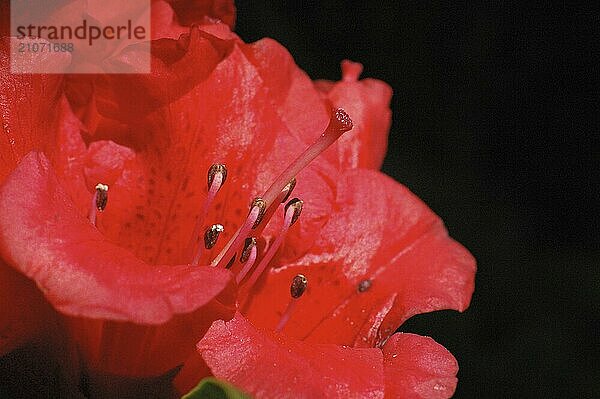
[0,1,475,398]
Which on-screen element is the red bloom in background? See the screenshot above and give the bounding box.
[0,1,475,398]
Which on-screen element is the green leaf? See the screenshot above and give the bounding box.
[181,377,251,399]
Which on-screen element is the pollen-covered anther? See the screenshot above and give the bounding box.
[242,200,301,290]
[236,238,258,284]
[284,198,303,226]
[207,163,227,191]
[188,163,227,264]
[204,224,224,250]
[95,183,109,212]
[276,274,309,332]
[280,178,297,203]
[88,183,109,226]
[290,274,308,299]
[211,200,264,267]
[250,197,267,229]
[357,279,372,293]
[240,237,257,263]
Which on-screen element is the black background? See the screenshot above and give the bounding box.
[236,2,598,398]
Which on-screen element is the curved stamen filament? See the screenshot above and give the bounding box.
[275,299,297,333]
[243,199,302,290]
[275,274,308,332]
[251,179,297,239]
[187,164,226,263]
[212,201,263,267]
[236,243,258,284]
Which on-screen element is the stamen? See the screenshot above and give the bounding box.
[243,198,303,290]
[211,201,263,267]
[249,180,297,239]
[207,163,227,191]
[284,198,303,226]
[261,108,353,207]
[193,225,227,265]
[250,198,267,229]
[280,178,297,204]
[240,237,257,263]
[203,224,224,250]
[357,279,372,292]
[275,274,308,332]
[187,164,226,264]
[236,238,258,284]
[290,273,308,298]
[88,183,108,226]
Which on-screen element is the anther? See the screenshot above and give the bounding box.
[89,183,109,226]
[207,163,227,191]
[95,184,109,211]
[284,198,303,226]
[236,242,258,284]
[250,198,267,229]
[290,274,308,298]
[276,274,308,332]
[211,202,263,267]
[240,237,256,263]
[357,279,372,293]
[204,224,224,250]
[280,178,297,203]
[243,201,302,290]
[187,163,227,264]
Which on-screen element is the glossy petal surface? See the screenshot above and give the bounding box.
[0,152,233,324]
[244,169,475,346]
[383,333,458,399]
[0,38,69,181]
[197,313,459,399]
[315,60,393,170]
[198,313,384,398]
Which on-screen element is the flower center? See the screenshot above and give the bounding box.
[88,108,353,332]
[189,108,352,282]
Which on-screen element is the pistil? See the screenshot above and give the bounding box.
[261,108,352,207]
[236,238,258,284]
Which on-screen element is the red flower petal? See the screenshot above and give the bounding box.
[0,38,69,181]
[243,169,475,346]
[81,43,306,266]
[197,313,459,398]
[0,151,233,323]
[94,26,234,123]
[197,312,385,398]
[0,151,237,375]
[241,39,335,164]
[383,333,458,399]
[316,60,393,170]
